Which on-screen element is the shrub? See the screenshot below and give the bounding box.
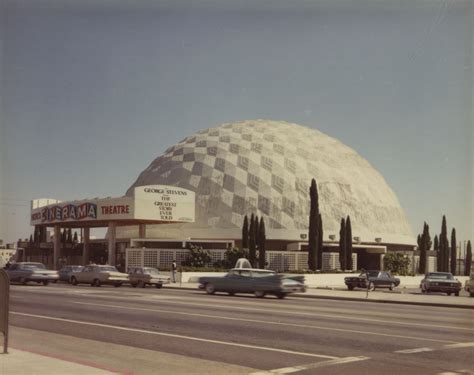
[182,244,212,267]
[383,252,411,276]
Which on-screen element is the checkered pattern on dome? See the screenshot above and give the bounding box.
[127,119,413,238]
[131,120,330,230]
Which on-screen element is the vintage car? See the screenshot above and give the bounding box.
[344,270,400,291]
[58,265,84,283]
[128,267,170,288]
[70,264,128,287]
[6,262,59,285]
[420,272,462,296]
[198,268,306,299]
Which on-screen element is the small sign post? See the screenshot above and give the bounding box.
[0,269,10,354]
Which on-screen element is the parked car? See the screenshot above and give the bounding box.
[344,270,400,291]
[6,262,59,285]
[58,265,84,283]
[70,265,128,287]
[198,268,306,299]
[420,272,462,296]
[128,267,170,288]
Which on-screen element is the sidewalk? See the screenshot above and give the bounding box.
[167,282,474,309]
[1,327,255,375]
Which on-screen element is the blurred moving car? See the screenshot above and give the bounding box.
[344,270,400,291]
[70,264,128,287]
[128,267,170,288]
[198,268,306,299]
[58,265,84,283]
[6,262,59,285]
[420,272,461,296]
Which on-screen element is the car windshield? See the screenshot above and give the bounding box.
[23,263,46,270]
[72,266,83,271]
[428,273,453,280]
[144,268,160,275]
[99,266,118,272]
[361,271,379,277]
[252,270,276,277]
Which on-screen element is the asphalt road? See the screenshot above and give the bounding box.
[8,284,474,374]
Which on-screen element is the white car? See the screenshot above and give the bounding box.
[70,265,128,287]
[6,262,59,285]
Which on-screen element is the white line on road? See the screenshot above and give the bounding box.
[443,342,474,349]
[10,311,339,360]
[71,301,460,344]
[13,286,472,329]
[394,347,434,354]
[249,356,370,374]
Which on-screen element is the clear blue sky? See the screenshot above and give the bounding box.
[1,0,472,247]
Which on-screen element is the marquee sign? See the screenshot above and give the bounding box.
[30,185,195,226]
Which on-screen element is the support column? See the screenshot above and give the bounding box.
[53,225,61,270]
[82,227,90,265]
[138,224,146,238]
[108,222,117,266]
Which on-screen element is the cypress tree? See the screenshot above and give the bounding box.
[258,217,266,269]
[242,215,249,250]
[308,178,319,271]
[465,241,472,276]
[249,214,256,266]
[254,215,259,252]
[434,235,440,271]
[418,222,428,274]
[439,215,448,272]
[73,231,78,243]
[345,216,353,270]
[450,228,457,275]
[29,234,33,245]
[317,213,323,270]
[339,218,346,270]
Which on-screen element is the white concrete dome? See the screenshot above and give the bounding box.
[122,120,415,245]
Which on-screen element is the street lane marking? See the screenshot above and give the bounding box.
[12,286,472,327]
[249,356,370,374]
[10,311,339,360]
[395,347,433,354]
[71,301,459,344]
[443,342,474,349]
[136,298,474,332]
[394,342,474,355]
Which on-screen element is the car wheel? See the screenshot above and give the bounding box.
[205,283,215,295]
[131,282,137,288]
[254,290,265,298]
[93,279,101,287]
[470,292,474,297]
[155,283,163,289]
[347,285,354,291]
[137,280,146,288]
[276,292,286,299]
[43,280,49,286]
[389,283,395,291]
[454,291,459,296]
[71,277,78,285]
[368,282,375,291]
[114,282,122,287]
[20,277,27,285]
[228,292,235,296]
[447,292,452,296]
[53,280,58,284]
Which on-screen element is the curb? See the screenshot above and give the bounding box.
[167,285,474,309]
